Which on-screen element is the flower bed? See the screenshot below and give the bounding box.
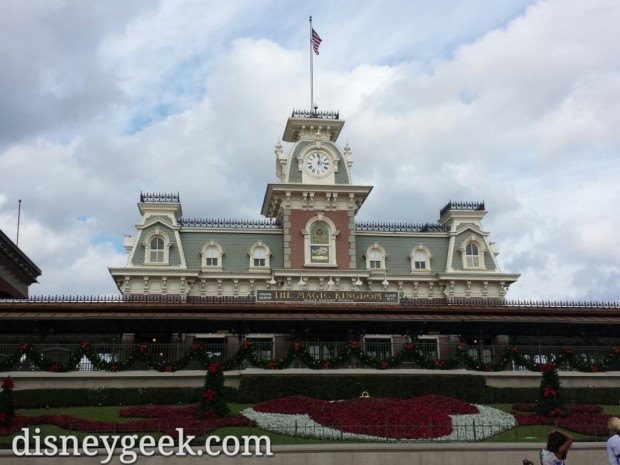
[243,394,516,442]
[512,402,610,437]
[0,405,252,437]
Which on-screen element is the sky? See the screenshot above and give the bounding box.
[1,0,619,301]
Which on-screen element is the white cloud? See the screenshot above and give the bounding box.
[1,0,619,300]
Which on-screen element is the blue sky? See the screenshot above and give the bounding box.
[1,0,619,300]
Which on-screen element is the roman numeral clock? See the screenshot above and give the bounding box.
[305,151,331,176]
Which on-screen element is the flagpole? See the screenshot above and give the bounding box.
[309,16,314,113]
[16,199,21,246]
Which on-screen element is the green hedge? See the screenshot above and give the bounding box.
[14,386,238,409]
[237,375,492,403]
[12,377,620,408]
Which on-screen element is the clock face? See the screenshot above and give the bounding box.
[306,152,331,176]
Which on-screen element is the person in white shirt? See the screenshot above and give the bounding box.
[607,417,620,465]
[540,429,573,465]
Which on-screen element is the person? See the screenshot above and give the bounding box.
[540,429,573,465]
[607,417,620,465]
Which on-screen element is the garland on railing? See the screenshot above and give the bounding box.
[2,342,620,373]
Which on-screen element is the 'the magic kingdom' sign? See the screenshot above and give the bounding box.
[255,290,399,304]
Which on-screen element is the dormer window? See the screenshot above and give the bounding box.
[249,242,271,271]
[201,241,224,271]
[460,237,486,270]
[466,243,480,267]
[150,237,165,263]
[410,245,432,272]
[365,243,387,271]
[144,230,171,265]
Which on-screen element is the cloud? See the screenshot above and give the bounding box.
[1,0,619,301]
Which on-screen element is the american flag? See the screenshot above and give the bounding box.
[312,29,322,55]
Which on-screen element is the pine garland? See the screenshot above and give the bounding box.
[196,363,230,420]
[1,341,620,373]
[536,361,567,417]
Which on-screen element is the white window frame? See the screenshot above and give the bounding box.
[410,244,432,273]
[460,236,486,270]
[248,241,271,271]
[365,243,387,271]
[143,229,171,265]
[201,240,224,271]
[302,215,339,267]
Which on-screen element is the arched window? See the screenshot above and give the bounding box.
[249,242,271,270]
[410,245,432,272]
[465,243,479,267]
[414,250,427,269]
[254,247,266,267]
[144,230,171,265]
[150,237,165,263]
[460,237,486,270]
[365,243,387,270]
[310,222,330,264]
[302,215,339,267]
[201,241,224,270]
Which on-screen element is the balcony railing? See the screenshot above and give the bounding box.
[1,342,617,373]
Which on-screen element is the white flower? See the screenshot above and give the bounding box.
[242,403,516,442]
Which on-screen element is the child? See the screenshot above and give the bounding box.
[540,429,573,465]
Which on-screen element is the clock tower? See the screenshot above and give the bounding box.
[262,110,372,275]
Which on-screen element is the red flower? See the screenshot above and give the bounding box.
[267,361,278,370]
[540,362,556,373]
[80,341,89,350]
[591,366,598,373]
[208,363,221,374]
[379,361,388,370]
[458,342,467,349]
[562,346,571,353]
[191,343,201,351]
[242,341,252,349]
[1,378,14,390]
[435,360,444,368]
[202,389,217,400]
[111,365,118,373]
[544,387,557,397]
[20,343,28,352]
[405,343,414,350]
[165,365,175,372]
[613,346,620,354]
[293,342,301,351]
[49,363,58,372]
[483,365,493,372]
[322,361,330,369]
[549,408,564,417]
[204,409,216,419]
[510,346,518,353]
[139,344,147,353]
[348,341,357,349]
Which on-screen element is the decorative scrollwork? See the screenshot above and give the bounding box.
[291,109,339,120]
[355,222,448,233]
[439,201,485,217]
[140,192,180,203]
[178,218,281,229]
[399,297,620,309]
